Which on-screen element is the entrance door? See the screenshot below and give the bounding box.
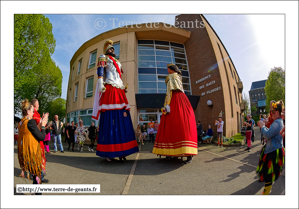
[138,109,161,128]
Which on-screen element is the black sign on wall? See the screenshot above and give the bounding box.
[135,94,200,110]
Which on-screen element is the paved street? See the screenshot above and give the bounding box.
[14,127,285,195]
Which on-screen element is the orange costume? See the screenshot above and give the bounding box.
[32,110,46,172]
[18,118,43,178]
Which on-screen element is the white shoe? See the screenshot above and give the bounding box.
[91,149,94,152]
[88,147,91,152]
[80,148,83,152]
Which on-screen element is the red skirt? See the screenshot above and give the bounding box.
[152,91,198,156]
[92,84,130,120]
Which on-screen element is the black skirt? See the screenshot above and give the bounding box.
[256,145,285,183]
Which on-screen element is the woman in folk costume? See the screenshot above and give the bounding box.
[31,99,47,177]
[256,100,285,195]
[92,40,139,162]
[152,64,198,164]
[18,99,48,193]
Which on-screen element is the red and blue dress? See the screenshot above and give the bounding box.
[92,55,139,158]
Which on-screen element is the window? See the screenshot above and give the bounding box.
[85,77,94,98]
[113,42,120,59]
[72,67,74,81]
[88,50,97,69]
[77,59,82,75]
[68,89,71,105]
[137,40,191,94]
[74,83,78,102]
[73,109,94,126]
[138,109,160,127]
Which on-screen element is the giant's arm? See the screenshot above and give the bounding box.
[97,55,106,93]
[162,79,172,114]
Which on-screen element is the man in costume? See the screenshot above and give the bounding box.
[152,64,198,164]
[92,40,139,162]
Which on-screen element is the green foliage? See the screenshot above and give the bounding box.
[251,105,257,113]
[265,67,285,112]
[252,115,260,124]
[14,14,62,114]
[242,93,250,120]
[223,133,244,145]
[231,132,244,142]
[47,98,66,122]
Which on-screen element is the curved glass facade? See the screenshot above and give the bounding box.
[137,40,191,95]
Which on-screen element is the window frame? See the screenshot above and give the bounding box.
[72,67,75,81]
[85,76,94,98]
[77,59,82,75]
[74,83,78,102]
[113,42,120,59]
[137,40,191,94]
[88,50,97,69]
[68,89,71,105]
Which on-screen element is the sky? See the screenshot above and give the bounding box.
[45,14,284,102]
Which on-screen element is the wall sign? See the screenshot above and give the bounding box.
[196,74,221,97]
[201,86,221,96]
[195,74,211,84]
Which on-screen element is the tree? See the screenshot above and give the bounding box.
[14,14,62,114]
[264,67,285,112]
[251,105,257,113]
[242,93,250,117]
[47,98,66,122]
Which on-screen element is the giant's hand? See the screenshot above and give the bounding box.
[97,77,106,93]
[161,105,170,115]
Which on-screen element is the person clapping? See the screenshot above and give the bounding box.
[17,99,48,192]
[256,100,285,195]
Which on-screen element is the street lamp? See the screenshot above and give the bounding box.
[207,100,213,107]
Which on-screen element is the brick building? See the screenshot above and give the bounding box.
[66,14,245,138]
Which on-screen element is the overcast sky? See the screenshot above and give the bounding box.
[45,14,284,101]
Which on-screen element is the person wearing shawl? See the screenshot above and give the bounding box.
[92,40,139,162]
[31,99,48,182]
[18,99,48,194]
[257,100,285,195]
[152,64,198,164]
